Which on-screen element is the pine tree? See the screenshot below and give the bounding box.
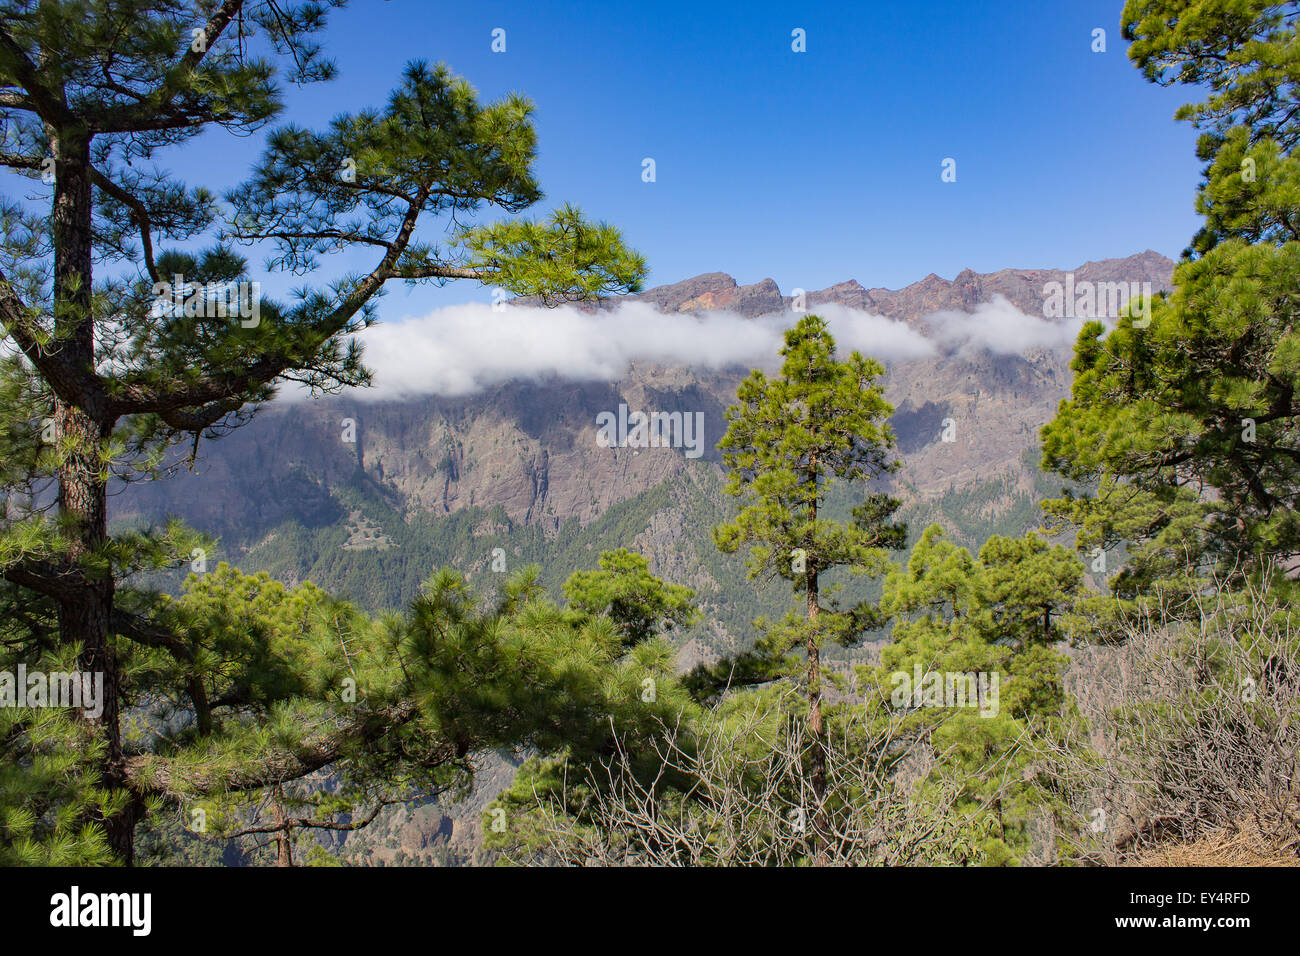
[0,1,644,863]
[712,314,906,845]
[866,524,1085,863]
[563,548,698,651]
[1043,1,1300,609]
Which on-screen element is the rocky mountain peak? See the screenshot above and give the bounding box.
[629,250,1176,326]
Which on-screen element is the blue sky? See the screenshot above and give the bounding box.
[14,0,1209,317]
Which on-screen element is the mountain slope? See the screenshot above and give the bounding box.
[117,251,1175,628]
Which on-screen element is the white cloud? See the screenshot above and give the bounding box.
[338,300,936,400]
[810,302,938,363]
[923,295,1090,354]
[313,295,1078,401]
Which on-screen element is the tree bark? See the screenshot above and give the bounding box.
[50,125,136,862]
[807,567,824,796]
[806,488,828,863]
[274,798,294,867]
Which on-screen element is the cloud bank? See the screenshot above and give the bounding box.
[334,295,1081,401]
[922,295,1093,354]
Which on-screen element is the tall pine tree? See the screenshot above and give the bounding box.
[713,314,906,842]
[0,0,644,863]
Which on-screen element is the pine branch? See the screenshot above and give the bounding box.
[0,25,72,125]
[0,268,113,417]
[89,167,161,282]
[224,794,427,838]
[1,559,88,602]
[124,700,434,798]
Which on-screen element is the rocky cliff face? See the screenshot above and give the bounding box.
[116,251,1174,558]
[619,249,1173,321]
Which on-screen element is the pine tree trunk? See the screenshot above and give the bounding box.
[274,800,294,867]
[806,568,824,796]
[277,834,294,867]
[806,489,827,863]
[51,128,135,863]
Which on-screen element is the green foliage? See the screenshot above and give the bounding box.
[1043,242,1300,595]
[461,204,647,304]
[860,524,1087,864]
[563,548,698,651]
[708,314,907,695]
[0,701,117,866]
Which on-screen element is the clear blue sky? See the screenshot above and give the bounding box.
[23,0,1211,315]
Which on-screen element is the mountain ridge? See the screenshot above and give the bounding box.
[616,248,1175,324]
[116,250,1176,605]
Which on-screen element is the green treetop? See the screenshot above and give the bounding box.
[562,548,698,651]
[711,313,906,833]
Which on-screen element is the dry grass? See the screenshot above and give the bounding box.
[1129,807,1300,867]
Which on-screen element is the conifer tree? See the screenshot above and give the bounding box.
[712,314,906,825]
[0,0,644,863]
[866,524,1085,863]
[563,548,698,651]
[1043,1,1300,608]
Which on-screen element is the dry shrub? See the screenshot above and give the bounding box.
[1054,571,1300,865]
[508,691,1011,867]
[1128,806,1300,867]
